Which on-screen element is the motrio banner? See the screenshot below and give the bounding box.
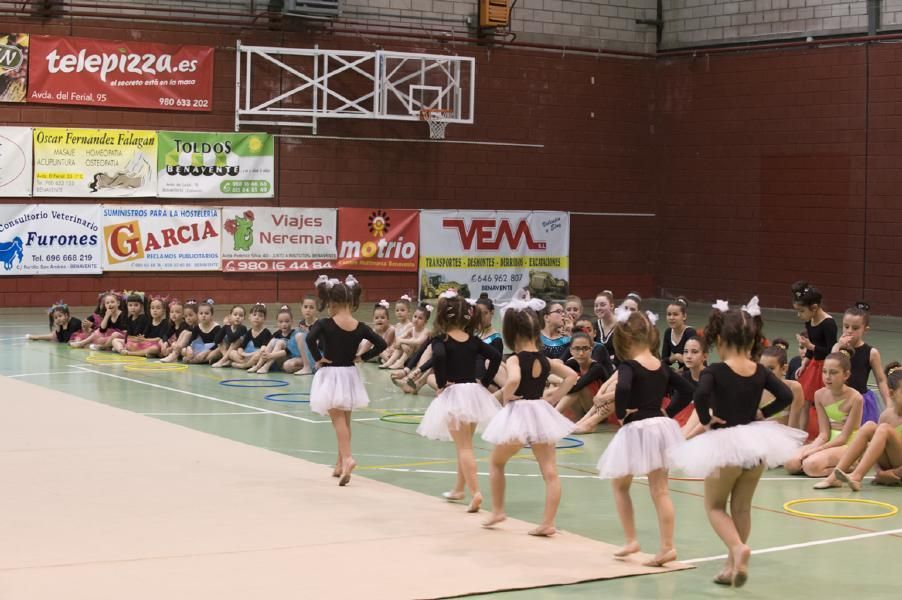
[0,33,28,103]
[33,128,157,198]
[0,127,32,196]
[27,35,214,111]
[418,210,570,303]
[157,131,274,198]
[220,207,337,272]
[102,205,221,271]
[335,208,419,272]
[0,204,102,275]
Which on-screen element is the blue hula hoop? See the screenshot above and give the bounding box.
[219,379,290,388]
[264,392,311,403]
[525,436,584,450]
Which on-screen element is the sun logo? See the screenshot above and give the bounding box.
[368,210,391,238]
[247,136,263,153]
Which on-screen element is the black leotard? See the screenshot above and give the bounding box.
[666,368,700,418]
[55,317,82,343]
[125,314,149,337]
[805,317,837,361]
[564,358,608,393]
[615,360,696,424]
[190,324,221,344]
[241,328,273,350]
[513,351,550,400]
[692,363,792,428]
[662,326,698,369]
[847,343,873,394]
[214,324,248,346]
[306,318,387,367]
[143,319,171,340]
[432,334,501,388]
[99,311,127,333]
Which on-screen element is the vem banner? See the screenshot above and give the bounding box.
[0,204,102,275]
[418,210,570,303]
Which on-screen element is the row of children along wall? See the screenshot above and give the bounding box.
[26,278,902,588]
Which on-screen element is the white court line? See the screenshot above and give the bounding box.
[265,448,457,461]
[140,411,273,416]
[682,528,902,564]
[4,370,85,378]
[0,325,30,329]
[0,336,28,341]
[73,366,326,423]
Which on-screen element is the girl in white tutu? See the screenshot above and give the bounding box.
[416,290,502,512]
[595,308,696,567]
[481,298,578,536]
[669,299,805,587]
[306,275,387,486]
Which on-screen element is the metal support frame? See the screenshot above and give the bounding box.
[235,42,475,133]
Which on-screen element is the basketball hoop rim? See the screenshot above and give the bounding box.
[419,108,453,121]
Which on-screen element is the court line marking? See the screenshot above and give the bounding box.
[5,371,85,378]
[682,528,902,564]
[140,411,276,416]
[0,336,29,341]
[73,366,326,424]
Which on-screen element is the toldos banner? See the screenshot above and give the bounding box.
[27,35,214,111]
[336,208,419,272]
[418,210,570,303]
[0,204,102,275]
[220,207,337,272]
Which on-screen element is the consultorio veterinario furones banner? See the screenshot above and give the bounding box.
[0,204,102,275]
[418,210,570,303]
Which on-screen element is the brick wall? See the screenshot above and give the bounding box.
[0,17,659,308]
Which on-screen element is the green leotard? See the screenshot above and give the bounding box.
[826,400,858,443]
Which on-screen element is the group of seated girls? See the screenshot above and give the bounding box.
[28,291,321,375]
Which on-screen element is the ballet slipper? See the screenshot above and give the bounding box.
[833,468,861,491]
[812,477,841,489]
[873,471,902,486]
[731,544,751,588]
[467,492,483,513]
[481,513,506,528]
[390,370,408,381]
[528,525,556,537]
[332,461,342,478]
[442,491,464,501]
[339,457,357,486]
[614,540,641,557]
[400,379,418,394]
[713,571,733,585]
[643,548,677,567]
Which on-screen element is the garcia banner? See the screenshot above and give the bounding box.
[221,207,336,272]
[102,205,221,271]
[336,208,419,272]
[0,127,32,196]
[28,35,214,111]
[33,128,157,197]
[157,131,274,198]
[418,210,569,303]
[0,204,102,275]
[0,33,28,103]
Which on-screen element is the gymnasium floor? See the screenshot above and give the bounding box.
[2,301,901,598]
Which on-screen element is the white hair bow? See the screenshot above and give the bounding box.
[345,274,358,288]
[614,304,632,323]
[503,298,546,314]
[327,278,340,288]
[425,304,433,313]
[741,295,761,317]
[712,299,730,313]
[400,294,413,302]
[314,274,330,288]
[645,311,659,326]
[377,299,390,309]
[438,289,457,299]
[465,298,477,306]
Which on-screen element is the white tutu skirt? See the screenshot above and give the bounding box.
[309,366,370,416]
[481,399,574,446]
[417,383,501,441]
[596,417,684,479]
[669,420,807,478]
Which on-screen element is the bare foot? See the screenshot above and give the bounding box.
[481,513,507,528]
[713,557,733,585]
[874,471,902,486]
[731,544,751,588]
[643,548,677,567]
[332,460,342,478]
[833,468,861,491]
[211,361,224,368]
[442,490,464,501]
[257,366,271,375]
[246,366,258,373]
[390,370,407,381]
[339,457,357,486]
[467,492,483,513]
[400,380,418,394]
[614,540,641,557]
[813,476,841,489]
[528,525,557,537]
[294,368,312,376]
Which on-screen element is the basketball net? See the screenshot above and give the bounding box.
[420,108,450,140]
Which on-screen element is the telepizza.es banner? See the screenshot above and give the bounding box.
[336,208,419,272]
[27,35,214,111]
[418,210,570,303]
[102,205,221,271]
[0,33,28,103]
[0,127,32,196]
[0,204,102,275]
[157,131,274,198]
[33,128,157,197]
[220,207,336,272]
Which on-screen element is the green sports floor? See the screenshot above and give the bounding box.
[3,301,901,598]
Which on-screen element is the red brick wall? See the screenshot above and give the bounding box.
[654,45,902,314]
[0,19,658,308]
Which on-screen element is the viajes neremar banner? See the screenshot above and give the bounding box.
[418,210,569,303]
[27,35,213,111]
[33,128,157,197]
[0,127,32,196]
[0,204,102,275]
[157,131,274,198]
[0,33,28,103]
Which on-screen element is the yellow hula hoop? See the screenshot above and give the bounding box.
[86,354,147,364]
[783,498,898,520]
[124,363,189,372]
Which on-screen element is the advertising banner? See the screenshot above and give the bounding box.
[157,131,274,198]
[33,128,157,197]
[102,205,221,271]
[220,207,336,272]
[418,210,570,303]
[336,208,419,272]
[0,127,32,196]
[0,33,28,103]
[0,204,102,275]
[27,35,214,111]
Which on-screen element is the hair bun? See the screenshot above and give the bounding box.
[280,304,290,310]
[855,300,870,312]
